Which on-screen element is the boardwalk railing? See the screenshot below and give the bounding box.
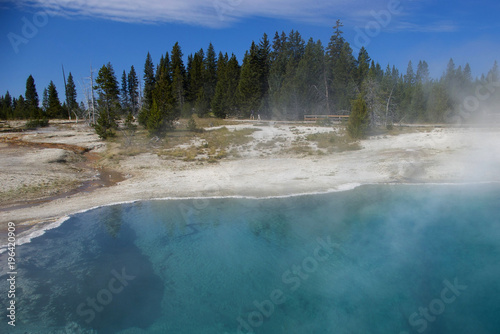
[304,115,349,122]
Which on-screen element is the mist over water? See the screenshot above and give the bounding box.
[1,184,499,334]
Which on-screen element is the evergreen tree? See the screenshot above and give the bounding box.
[151,52,178,132]
[404,60,416,85]
[347,95,369,138]
[356,47,371,88]
[25,75,40,119]
[94,62,120,139]
[14,95,27,119]
[201,42,217,117]
[409,82,426,121]
[187,49,205,114]
[146,99,163,135]
[487,61,500,110]
[257,33,271,116]
[120,70,129,113]
[42,88,49,114]
[47,81,63,118]
[171,42,186,115]
[127,65,140,115]
[268,31,289,117]
[271,30,306,119]
[64,72,78,119]
[427,82,450,123]
[327,20,357,112]
[487,60,499,82]
[381,64,398,125]
[2,91,13,119]
[143,52,156,110]
[139,53,156,126]
[237,42,263,117]
[212,52,228,118]
[416,60,430,84]
[212,53,240,118]
[294,38,327,116]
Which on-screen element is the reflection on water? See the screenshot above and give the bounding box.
[1,184,499,333]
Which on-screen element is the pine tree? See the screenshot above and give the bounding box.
[294,38,327,116]
[42,88,49,114]
[201,42,217,117]
[427,82,450,123]
[212,53,240,118]
[487,60,499,82]
[257,33,271,117]
[65,72,78,119]
[2,91,13,119]
[171,42,186,115]
[416,61,430,84]
[356,47,371,88]
[268,31,289,117]
[120,70,129,113]
[25,75,40,119]
[146,99,163,135]
[94,62,120,139]
[138,53,155,126]
[327,20,357,112]
[187,49,205,114]
[152,52,178,132]
[143,52,156,110]
[212,52,228,118]
[128,65,140,115]
[14,95,27,119]
[237,42,262,117]
[347,95,369,139]
[404,60,416,85]
[47,81,63,118]
[276,30,306,119]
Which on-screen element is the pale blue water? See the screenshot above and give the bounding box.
[1,184,500,334]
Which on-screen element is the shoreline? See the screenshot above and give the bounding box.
[1,122,499,250]
[2,180,500,254]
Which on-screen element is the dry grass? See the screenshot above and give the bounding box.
[0,179,81,203]
[305,131,361,153]
[157,126,258,162]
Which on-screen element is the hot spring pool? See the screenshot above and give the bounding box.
[1,184,500,334]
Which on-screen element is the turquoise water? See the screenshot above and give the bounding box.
[1,184,500,334]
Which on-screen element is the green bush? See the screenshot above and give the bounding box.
[347,95,369,139]
[187,116,198,132]
[25,118,49,130]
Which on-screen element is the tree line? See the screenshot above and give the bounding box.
[1,20,499,136]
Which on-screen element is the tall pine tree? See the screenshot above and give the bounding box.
[237,42,263,117]
[171,42,186,116]
[326,20,357,112]
[128,65,139,115]
[47,81,63,118]
[65,72,78,119]
[25,75,40,119]
[120,70,129,114]
[94,62,120,139]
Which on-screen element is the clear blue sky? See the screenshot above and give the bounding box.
[1,0,499,103]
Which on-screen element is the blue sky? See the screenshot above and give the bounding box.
[1,0,499,103]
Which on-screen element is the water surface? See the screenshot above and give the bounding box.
[1,184,499,333]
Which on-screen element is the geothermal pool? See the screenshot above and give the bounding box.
[1,184,499,333]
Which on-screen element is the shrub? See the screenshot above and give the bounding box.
[187,116,198,132]
[347,95,369,139]
[25,118,49,130]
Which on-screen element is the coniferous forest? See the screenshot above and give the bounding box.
[1,21,499,136]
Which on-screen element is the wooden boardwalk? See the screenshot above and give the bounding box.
[304,115,349,122]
